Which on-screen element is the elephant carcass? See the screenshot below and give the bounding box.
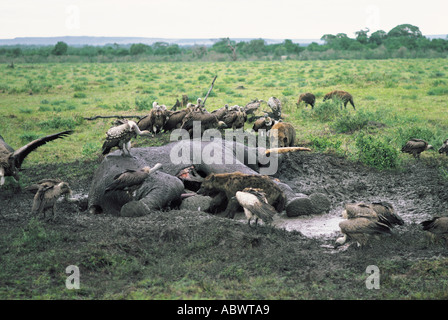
[87,138,329,217]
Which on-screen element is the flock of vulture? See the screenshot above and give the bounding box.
[1,89,448,248]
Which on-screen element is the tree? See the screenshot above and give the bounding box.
[130,43,150,55]
[387,24,423,39]
[52,41,68,55]
[369,30,387,45]
[355,28,370,44]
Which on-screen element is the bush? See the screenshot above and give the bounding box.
[306,100,341,122]
[427,86,448,96]
[355,133,398,169]
[39,117,79,130]
[73,92,86,98]
[331,110,372,133]
[135,96,154,111]
[395,126,435,147]
[308,135,342,152]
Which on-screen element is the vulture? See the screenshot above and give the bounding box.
[102,120,151,157]
[162,103,200,132]
[211,104,229,121]
[335,217,392,248]
[31,180,72,220]
[266,97,282,120]
[243,99,264,122]
[235,187,276,227]
[420,217,448,243]
[343,202,404,228]
[401,138,433,159]
[25,178,64,194]
[323,90,356,110]
[105,163,163,196]
[222,106,247,130]
[180,109,227,138]
[252,114,273,133]
[0,130,73,186]
[296,93,316,109]
[137,103,169,135]
[438,139,448,156]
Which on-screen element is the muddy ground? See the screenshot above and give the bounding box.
[1,151,448,299]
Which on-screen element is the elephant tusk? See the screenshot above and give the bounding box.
[265,147,312,155]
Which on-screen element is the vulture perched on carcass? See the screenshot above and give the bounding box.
[266,97,282,120]
[102,120,152,157]
[105,163,163,197]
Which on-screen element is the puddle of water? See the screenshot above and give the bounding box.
[273,212,344,238]
[233,210,344,239]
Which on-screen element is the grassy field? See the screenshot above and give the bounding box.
[1,59,448,179]
[1,59,448,301]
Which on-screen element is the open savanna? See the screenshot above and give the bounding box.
[1,59,448,301]
[1,58,448,178]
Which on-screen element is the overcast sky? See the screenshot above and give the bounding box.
[1,0,447,39]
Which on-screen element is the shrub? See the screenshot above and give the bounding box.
[39,117,79,130]
[308,135,342,152]
[427,86,448,96]
[395,126,435,147]
[355,133,398,170]
[73,92,87,98]
[135,96,154,111]
[19,132,40,143]
[331,110,372,133]
[306,100,341,122]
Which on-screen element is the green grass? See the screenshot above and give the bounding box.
[1,59,447,170]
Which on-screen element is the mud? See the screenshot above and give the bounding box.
[1,151,448,285]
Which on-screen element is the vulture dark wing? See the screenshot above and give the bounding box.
[12,130,74,169]
[0,134,15,153]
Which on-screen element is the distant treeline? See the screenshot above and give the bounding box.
[1,24,447,63]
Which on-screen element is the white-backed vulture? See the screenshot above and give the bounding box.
[335,217,392,247]
[105,163,163,196]
[235,187,276,226]
[102,120,151,157]
[401,138,433,159]
[31,180,72,220]
[323,90,356,110]
[438,139,448,156]
[0,130,74,186]
[420,216,448,243]
[267,97,282,120]
[297,93,316,109]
